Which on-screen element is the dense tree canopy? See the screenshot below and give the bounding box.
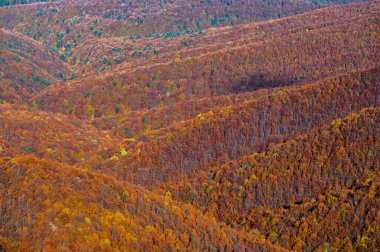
[0,0,379,250]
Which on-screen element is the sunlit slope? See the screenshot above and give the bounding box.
[0,156,284,251]
[0,103,122,166]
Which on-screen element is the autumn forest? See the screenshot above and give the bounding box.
[0,0,379,251]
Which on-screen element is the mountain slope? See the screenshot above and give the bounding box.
[32,0,380,118]
[0,0,379,251]
[96,68,379,186]
[0,156,283,251]
[0,103,122,166]
[168,107,380,250]
[0,29,68,103]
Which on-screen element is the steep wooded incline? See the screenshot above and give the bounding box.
[168,107,380,250]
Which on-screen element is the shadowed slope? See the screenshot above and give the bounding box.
[97,68,379,186]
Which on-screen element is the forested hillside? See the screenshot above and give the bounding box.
[32,1,380,118]
[0,28,68,102]
[168,107,380,250]
[0,0,379,250]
